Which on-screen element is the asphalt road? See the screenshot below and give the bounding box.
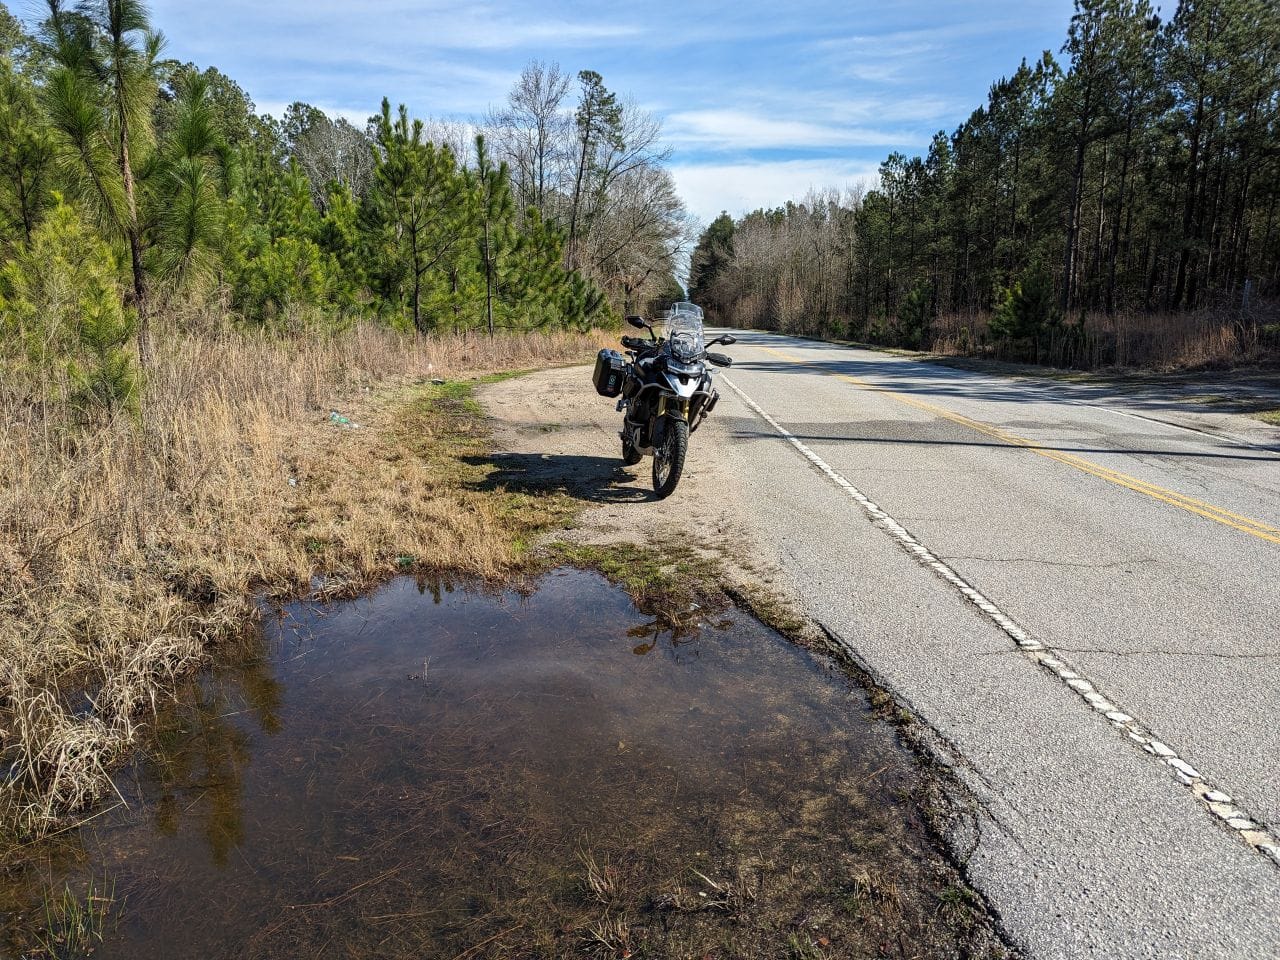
[705,330,1280,959]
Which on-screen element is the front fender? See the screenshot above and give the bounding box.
[656,395,691,423]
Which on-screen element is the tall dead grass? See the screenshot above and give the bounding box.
[0,324,600,843]
[929,306,1280,370]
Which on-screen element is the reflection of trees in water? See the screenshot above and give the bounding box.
[626,618,702,659]
[145,632,282,866]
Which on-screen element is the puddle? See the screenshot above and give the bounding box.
[3,569,992,958]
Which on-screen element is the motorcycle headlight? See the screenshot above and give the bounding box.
[665,358,702,376]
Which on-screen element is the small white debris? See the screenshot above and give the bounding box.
[1227,818,1256,831]
[1106,711,1134,723]
[1148,741,1175,758]
[1168,758,1200,779]
[1204,790,1232,804]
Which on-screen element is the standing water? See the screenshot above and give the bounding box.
[3,569,994,959]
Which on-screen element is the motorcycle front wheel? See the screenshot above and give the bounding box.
[652,418,688,499]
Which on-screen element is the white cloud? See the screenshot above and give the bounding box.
[669,159,881,224]
[665,108,924,151]
[256,101,375,127]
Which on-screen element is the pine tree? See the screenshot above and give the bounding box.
[688,212,734,316]
[366,99,468,332]
[566,70,622,271]
[0,196,137,419]
[41,0,167,362]
[0,57,52,247]
[474,134,515,337]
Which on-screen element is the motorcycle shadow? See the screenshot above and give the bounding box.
[463,453,656,504]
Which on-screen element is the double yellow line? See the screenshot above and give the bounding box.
[756,345,1280,547]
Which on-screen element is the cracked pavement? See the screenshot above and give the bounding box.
[701,330,1280,959]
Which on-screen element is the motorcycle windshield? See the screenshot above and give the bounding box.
[661,303,705,361]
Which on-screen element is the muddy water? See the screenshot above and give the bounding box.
[4,570,990,959]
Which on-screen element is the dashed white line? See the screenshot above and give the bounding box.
[721,372,1280,867]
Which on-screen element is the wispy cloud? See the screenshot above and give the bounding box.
[669,159,881,223]
[665,109,925,151]
[124,0,1078,221]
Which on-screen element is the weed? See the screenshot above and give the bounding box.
[34,877,120,959]
[548,542,725,626]
[581,912,633,958]
[840,868,901,922]
[786,932,831,960]
[937,883,982,931]
[581,849,622,906]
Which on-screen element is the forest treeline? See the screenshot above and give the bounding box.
[689,0,1280,368]
[0,0,688,415]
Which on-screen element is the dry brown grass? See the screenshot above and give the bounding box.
[0,323,601,845]
[929,306,1280,370]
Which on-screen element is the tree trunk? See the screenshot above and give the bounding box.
[1061,134,1088,312]
[1106,118,1134,314]
[566,128,591,272]
[119,121,149,364]
[1172,89,1206,309]
[484,220,495,337]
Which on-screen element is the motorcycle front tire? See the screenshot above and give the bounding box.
[652,418,688,499]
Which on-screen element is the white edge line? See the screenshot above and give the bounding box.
[721,371,1280,868]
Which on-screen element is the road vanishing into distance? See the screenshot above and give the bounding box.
[706,330,1280,959]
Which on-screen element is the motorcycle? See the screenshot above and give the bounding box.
[591,301,736,498]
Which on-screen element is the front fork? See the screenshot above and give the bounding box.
[651,396,690,450]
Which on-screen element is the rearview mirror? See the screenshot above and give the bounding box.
[719,335,737,345]
[625,315,647,329]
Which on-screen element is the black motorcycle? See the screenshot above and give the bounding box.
[592,302,735,498]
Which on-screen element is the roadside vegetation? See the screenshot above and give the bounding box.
[0,328,601,847]
[0,0,694,849]
[689,0,1280,371]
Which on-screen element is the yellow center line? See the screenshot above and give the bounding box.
[754,344,1280,546]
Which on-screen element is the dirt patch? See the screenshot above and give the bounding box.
[479,366,783,609]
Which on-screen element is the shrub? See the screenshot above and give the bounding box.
[991,262,1060,346]
[0,198,137,419]
[896,283,932,348]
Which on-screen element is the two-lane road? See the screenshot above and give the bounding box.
[706,330,1280,959]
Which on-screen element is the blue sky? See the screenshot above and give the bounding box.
[45,0,1076,223]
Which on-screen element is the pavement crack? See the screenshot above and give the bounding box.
[940,554,1157,569]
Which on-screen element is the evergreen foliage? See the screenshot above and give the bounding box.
[0,0,681,392]
[991,263,1061,343]
[697,0,1280,363]
[0,196,137,417]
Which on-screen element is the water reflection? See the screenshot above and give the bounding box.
[144,634,282,865]
[3,569,992,960]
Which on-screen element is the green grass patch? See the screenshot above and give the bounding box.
[548,542,726,625]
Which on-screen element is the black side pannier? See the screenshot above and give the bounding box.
[593,349,627,398]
